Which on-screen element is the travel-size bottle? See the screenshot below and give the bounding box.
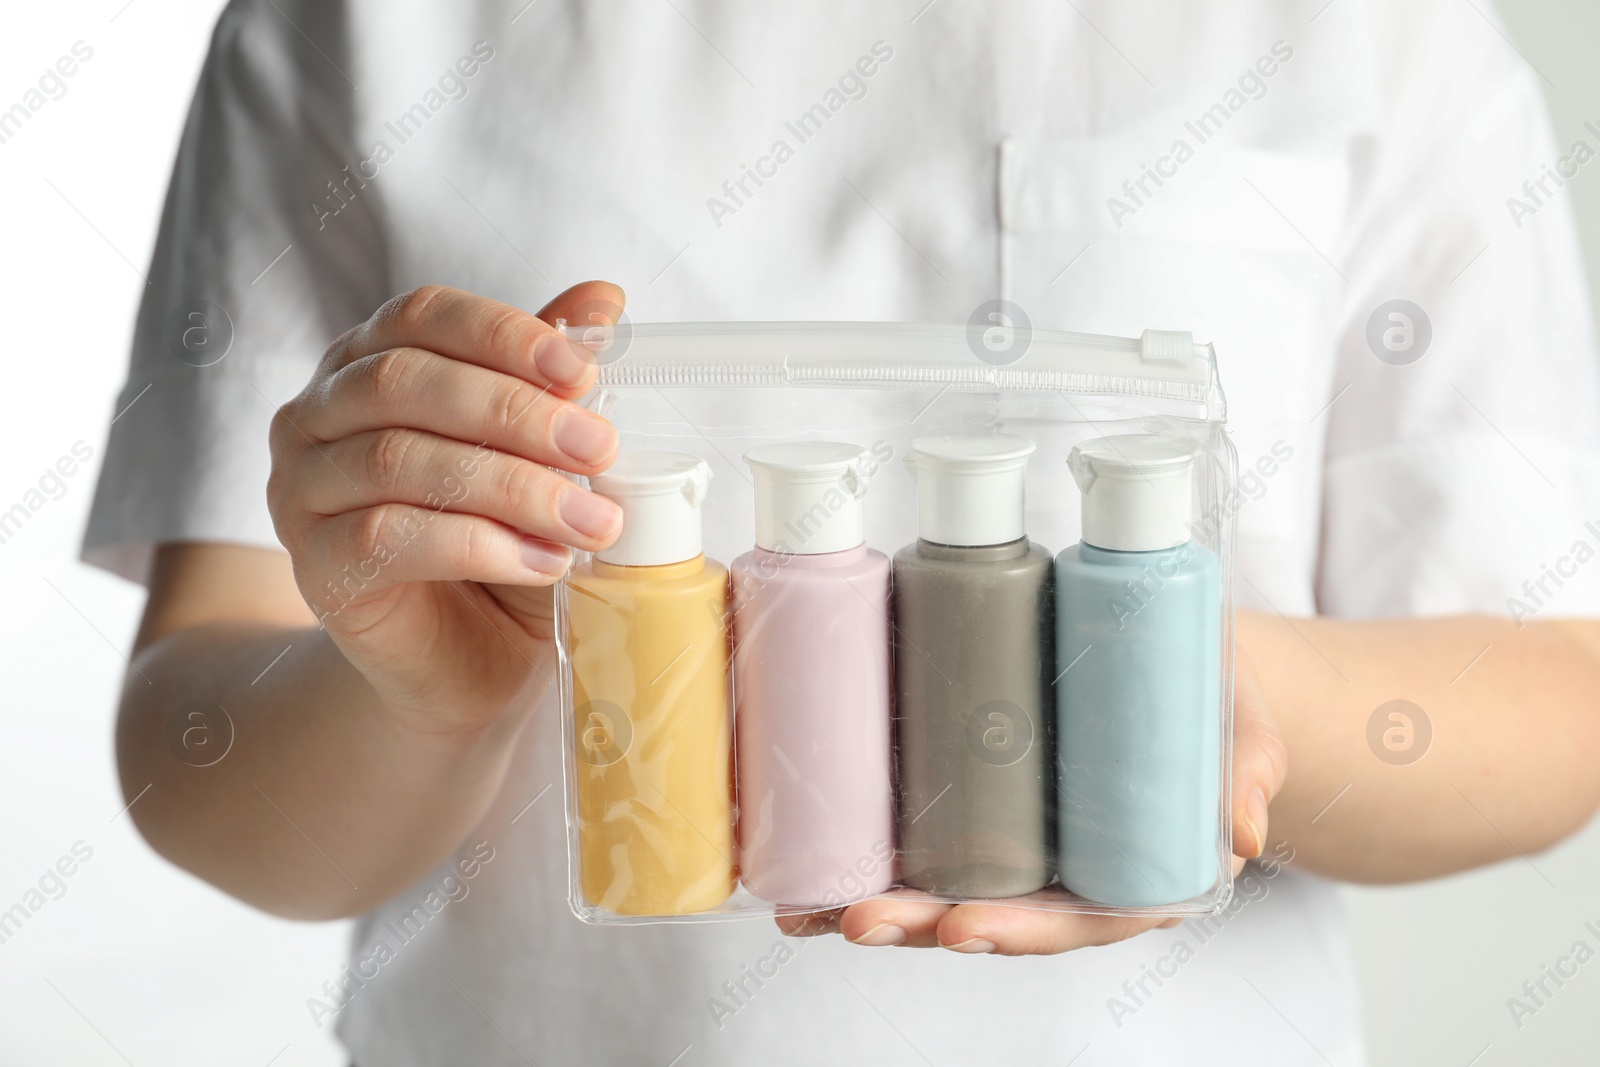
[732,442,896,907]
[893,435,1056,898]
[567,452,735,915]
[1055,434,1222,907]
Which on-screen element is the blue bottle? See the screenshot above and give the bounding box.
[1056,434,1222,907]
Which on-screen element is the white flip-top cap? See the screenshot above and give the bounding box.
[744,442,869,555]
[907,435,1034,547]
[588,451,711,566]
[1069,434,1197,552]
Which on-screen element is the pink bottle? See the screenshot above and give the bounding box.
[733,442,896,907]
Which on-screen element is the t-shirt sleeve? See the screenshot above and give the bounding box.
[82,0,388,584]
[1317,1,1600,621]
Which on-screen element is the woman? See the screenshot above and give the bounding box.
[87,0,1600,1062]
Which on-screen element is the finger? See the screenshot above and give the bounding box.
[535,280,626,339]
[333,282,624,397]
[837,893,953,948]
[302,347,617,471]
[774,910,843,938]
[295,430,622,552]
[528,279,628,388]
[1231,652,1289,860]
[934,901,1169,957]
[296,506,572,615]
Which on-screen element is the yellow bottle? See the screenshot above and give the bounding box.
[568,452,735,915]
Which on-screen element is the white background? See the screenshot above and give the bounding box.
[2,2,1600,1064]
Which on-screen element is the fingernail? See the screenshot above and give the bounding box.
[944,938,995,954]
[533,333,592,388]
[553,410,617,467]
[848,924,905,947]
[560,488,622,540]
[520,538,571,576]
[1244,786,1268,857]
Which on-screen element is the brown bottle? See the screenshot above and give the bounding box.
[893,435,1056,898]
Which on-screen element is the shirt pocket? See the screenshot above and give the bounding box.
[997,134,1350,546]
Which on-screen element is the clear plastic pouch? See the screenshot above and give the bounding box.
[555,321,1237,924]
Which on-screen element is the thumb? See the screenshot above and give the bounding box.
[516,281,628,399]
[537,279,626,337]
[1231,650,1288,860]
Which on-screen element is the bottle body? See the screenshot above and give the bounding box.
[893,538,1056,897]
[568,555,735,915]
[1055,540,1222,906]
[732,545,895,906]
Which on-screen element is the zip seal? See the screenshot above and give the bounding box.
[559,321,1227,422]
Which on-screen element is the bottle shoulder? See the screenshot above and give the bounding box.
[1055,541,1219,581]
[571,558,728,597]
[893,540,1054,576]
[731,548,889,583]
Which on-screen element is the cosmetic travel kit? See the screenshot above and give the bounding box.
[554,321,1237,923]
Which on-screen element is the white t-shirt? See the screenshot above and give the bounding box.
[84,0,1600,1063]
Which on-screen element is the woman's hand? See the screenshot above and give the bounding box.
[267,281,625,737]
[778,653,1288,954]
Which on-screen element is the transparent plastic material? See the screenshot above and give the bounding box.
[555,322,1237,924]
